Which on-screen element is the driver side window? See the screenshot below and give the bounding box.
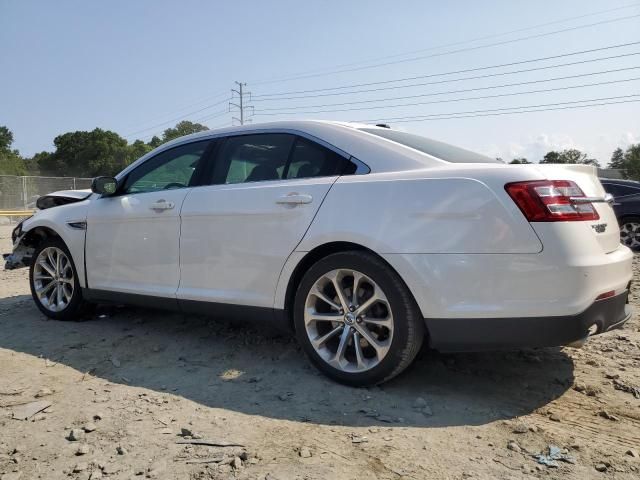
[123,140,210,194]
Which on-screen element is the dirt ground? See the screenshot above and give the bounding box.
[0,225,639,480]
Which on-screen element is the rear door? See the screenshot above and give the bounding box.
[178,133,354,308]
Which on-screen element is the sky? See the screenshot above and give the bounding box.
[1,0,639,164]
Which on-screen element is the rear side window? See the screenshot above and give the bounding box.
[285,137,356,179]
[213,133,359,184]
[218,134,295,184]
[360,128,498,163]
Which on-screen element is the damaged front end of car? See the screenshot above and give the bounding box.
[3,189,92,270]
[3,219,35,269]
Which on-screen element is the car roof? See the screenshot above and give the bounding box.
[118,120,450,179]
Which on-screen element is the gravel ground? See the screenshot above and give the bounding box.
[0,224,639,480]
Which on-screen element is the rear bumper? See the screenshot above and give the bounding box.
[382,245,633,320]
[426,290,632,352]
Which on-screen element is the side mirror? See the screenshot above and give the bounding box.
[91,176,118,196]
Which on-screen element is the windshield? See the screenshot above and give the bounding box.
[360,128,498,164]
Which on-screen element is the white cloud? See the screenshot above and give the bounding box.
[619,132,640,149]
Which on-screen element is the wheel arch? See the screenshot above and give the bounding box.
[618,214,640,224]
[281,241,423,331]
[21,225,63,248]
[19,219,87,288]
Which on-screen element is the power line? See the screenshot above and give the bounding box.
[253,52,640,105]
[252,4,640,85]
[252,66,640,113]
[193,109,230,123]
[354,94,640,123]
[252,10,640,86]
[123,96,231,139]
[252,41,640,98]
[364,98,640,123]
[131,108,230,143]
[127,81,253,140]
[368,98,640,123]
[119,90,229,131]
[252,76,640,116]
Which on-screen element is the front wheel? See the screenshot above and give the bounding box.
[29,238,90,320]
[294,251,424,386]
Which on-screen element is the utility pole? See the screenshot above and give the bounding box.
[230,81,254,125]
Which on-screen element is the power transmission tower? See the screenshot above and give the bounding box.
[230,81,254,125]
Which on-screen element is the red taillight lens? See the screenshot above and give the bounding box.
[505,180,599,222]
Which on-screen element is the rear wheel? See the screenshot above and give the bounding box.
[620,217,640,249]
[29,238,90,320]
[294,251,424,386]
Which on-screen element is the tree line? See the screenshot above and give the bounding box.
[1,122,639,180]
[0,121,208,177]
[504,145,640,179]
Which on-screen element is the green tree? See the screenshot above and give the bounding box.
[148,136,163,148]
[560,148,599,167]
[0,126,14,151]
[540,149,600,167]
[0,151,27,175]
[161,120,208,144]
[127,140,153,164]
[0,126,27,175]
[510,157,531,164]
[541,151,561,164]
[609,147,626,169]
[623,144,640,180]
[23,152,48,174]
[38,128,129,177]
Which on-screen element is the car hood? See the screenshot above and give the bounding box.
[36,189,92,210]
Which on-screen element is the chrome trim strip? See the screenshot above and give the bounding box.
[116,127,371,180]
[570,193,614,204]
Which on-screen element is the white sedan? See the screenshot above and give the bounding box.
[4,121,633,386]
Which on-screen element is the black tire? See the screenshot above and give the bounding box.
[619,216,640,250]
[29,237,91,321]
[294,250,425,386]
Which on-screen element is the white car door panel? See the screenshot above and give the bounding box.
[85,189,189,296]
[85,139,211,297]
[178,177,337,307]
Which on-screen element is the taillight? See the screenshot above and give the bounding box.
[505,180,599,222]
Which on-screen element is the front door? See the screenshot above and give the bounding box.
[85,140,211,297]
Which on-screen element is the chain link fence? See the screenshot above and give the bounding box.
[0,175,92,212]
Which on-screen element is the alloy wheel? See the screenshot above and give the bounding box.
[620,222,640,249]
[33,247,75,312]
[304,269,394,373]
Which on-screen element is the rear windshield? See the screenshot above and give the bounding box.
[360,128,498,164]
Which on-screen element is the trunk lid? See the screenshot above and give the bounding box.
[533,164,620,253]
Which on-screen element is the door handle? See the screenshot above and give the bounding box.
[276,193,313,205]
[150,200,175,211]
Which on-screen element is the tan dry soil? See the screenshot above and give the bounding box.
[0,224,639,480]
